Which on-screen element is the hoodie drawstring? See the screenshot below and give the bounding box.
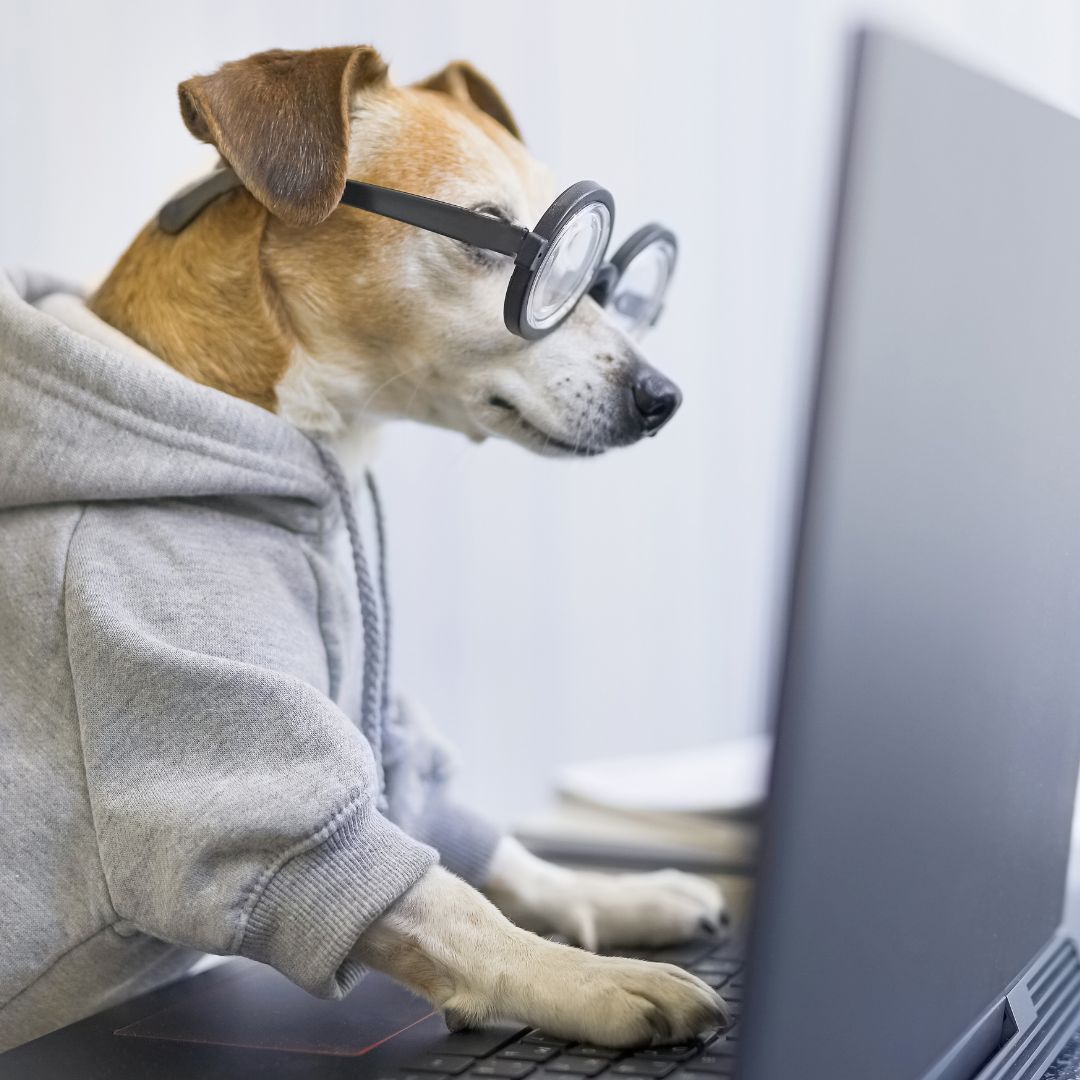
[366,472,393,725]
[315,444,391,811]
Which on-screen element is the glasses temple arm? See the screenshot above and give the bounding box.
[340,181,545,266]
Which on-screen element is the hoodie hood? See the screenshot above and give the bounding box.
[0,268,334,532]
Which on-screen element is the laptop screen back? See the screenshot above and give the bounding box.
[739,30,1080,1080]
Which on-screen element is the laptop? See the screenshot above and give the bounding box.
[7,24,1080,1080]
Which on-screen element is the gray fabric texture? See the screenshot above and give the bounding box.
[0,268,500,1051]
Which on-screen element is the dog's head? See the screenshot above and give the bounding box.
[178,46,681,456]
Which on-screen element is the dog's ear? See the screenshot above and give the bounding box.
[417,61,522,141]
[178,45,389,227]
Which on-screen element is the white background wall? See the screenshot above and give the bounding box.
[4,0,1080,826]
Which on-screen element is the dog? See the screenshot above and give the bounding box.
[60,45,727,1047]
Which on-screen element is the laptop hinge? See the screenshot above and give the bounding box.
[1002,984,1038,1045]
[921,935,1080,1080]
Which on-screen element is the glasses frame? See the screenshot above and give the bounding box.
[588,224,679,333]
[340,178,616,340]
[158,168,674,340]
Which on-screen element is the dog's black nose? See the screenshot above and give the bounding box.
[632,367,683,434]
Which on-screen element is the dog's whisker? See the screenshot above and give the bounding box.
[569,396,596,458]
[356,366,423,416]
[401,362,438,417]
[571,400,591,456]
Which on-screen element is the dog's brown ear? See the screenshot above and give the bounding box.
[417,61,522,141]
[178,45,388,227]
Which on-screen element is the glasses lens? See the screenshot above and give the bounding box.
[526,202,612,333]
[608,238,676,337]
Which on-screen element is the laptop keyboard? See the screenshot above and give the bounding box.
[386,936,744,1080]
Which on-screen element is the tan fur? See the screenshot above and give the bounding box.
[89,190,290,410]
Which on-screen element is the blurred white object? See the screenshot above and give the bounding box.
[557,734,771,816]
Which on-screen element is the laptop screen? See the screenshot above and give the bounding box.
[739,30,1080,1080]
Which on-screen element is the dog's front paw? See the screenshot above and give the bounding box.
[499,948,729,1047]
[498,862,727,952]
[357,864,728,1050]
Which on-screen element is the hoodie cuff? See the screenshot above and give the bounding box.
[240,805,438,998]
[416,796,502,887]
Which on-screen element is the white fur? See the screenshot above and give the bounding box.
[482,837,727,954]
[353,864,730,1046]
[276,344,360,435]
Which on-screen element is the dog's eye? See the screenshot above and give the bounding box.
[473,203,513,224]
[462,203,514,269]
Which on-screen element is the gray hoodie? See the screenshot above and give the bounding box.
[0,268,499,1051]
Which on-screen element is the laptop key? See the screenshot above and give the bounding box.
[702,1042,737,1059]
[675,1071,734,1080]
[412,1056,476,1075]
[690,959,742,976]
[712,940,745,960]
[628,1045,699,1061]
[610,1062,677,1077]
[442,1027,532,1058]
[688,1053,735,1071]
[499,1046,561,1062]
[469,1063,537,1079]
[543,1057,611,1075]
[523,1032,576,1048]
[566,1046,622,1059]
[647,942,723,966]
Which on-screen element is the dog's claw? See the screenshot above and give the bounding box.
[443,1008,474,1033]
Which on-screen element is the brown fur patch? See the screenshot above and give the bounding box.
[88,190,292,411]
[179,45,389,226]
[416,61,523,141]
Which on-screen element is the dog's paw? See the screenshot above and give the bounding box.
[489,949,729,1047]
[356,864,728,1051]
[572,954,730,1046]
[526,868,727,952]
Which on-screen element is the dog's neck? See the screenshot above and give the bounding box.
[89,187,297,413]
[88,187,384,476]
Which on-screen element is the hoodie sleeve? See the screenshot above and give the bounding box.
[62,502,438,999]
[381,696,502,886]
[410,794,502,886]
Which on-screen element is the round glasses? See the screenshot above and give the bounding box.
[338,178,677,340]
[159,170,677,340]
[588,224,678,339]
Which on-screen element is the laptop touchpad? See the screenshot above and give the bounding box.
[114,962,441,1057]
